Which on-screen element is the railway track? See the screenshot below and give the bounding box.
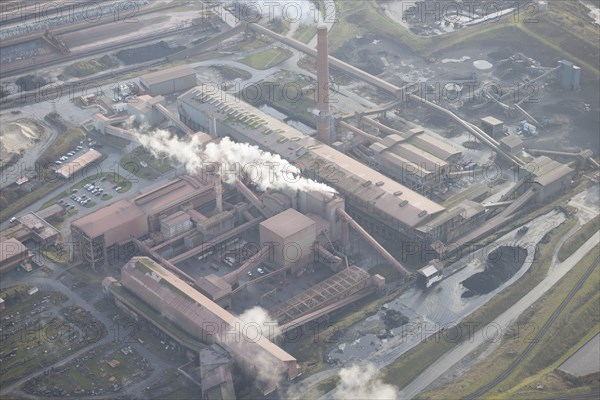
[0,24,196,78]
[1,1,180,45]
[464,254,600,399]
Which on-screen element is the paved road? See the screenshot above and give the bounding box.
[398,230,600,399]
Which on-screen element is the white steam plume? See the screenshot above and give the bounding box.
[333,363,398,400]
[136,130,336,195]
[230,306,283,385]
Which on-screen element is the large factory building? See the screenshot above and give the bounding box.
[71,174,215,267]
[139,65,197,96]
[177,87,449,242]
[111,256,300,394]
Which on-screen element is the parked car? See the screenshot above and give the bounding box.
[257,268,265,274]
[9,217,17,223]
[114,186,122,191]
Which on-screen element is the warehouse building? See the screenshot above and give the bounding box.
[140,66,197,96]
[0,237,32,273]
[56,149,103,180]
[518,156,575,202]
[71,175,215,267]
[116,256,300,394]
[178,87,447,241]
[499,134,524,155]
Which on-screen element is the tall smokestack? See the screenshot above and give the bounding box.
[316,24,331,146]
[215,173,223,213]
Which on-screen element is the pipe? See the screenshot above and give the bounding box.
[315,243,342,268]
[339,121,381,143]
[336,208,409,276]
[234,179,271,218]
[361,116,404,137]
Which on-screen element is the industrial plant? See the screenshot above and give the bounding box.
[0,1,598,399]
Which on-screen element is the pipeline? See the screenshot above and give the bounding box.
[234,179,272,218]
[336,208,409,276]
[338,121,381,143]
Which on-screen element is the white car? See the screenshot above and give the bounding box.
[9,217,17,223]
[257,268,265,274]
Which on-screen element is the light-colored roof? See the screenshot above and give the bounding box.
[71,200,145,239]
[530,156,574,187]
[500,134,523,148]
[260,208,316,239]
[134,175,212,214]
[305,145,445,227]
[56,149,103,179]
[179,87,446,228]
[128,95,164,114]
[481,116,504,126]
[418,264,439,278]
[125,257,296,362]
[141,65,196,86]
[36,204,65,220]
[0,238,28,263]
[17,212,60,240]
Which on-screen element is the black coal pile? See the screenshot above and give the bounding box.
[15,75,48,91]
[383,309,409,330]
[116,41,185,65]
[461,246,528,297]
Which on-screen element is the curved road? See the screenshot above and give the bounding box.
[398,230,600,399]
[465,254,599,399]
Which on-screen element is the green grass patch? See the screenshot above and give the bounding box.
[317,375,341,394]
[38,190,68,210]
[212,64,252,80]
[380,216,577,390]
[293,23,317,43]
[0,181,63,223]
[558,217,600,261]
[120,154,157,180]
[423,246,599,399]
[65,55,115,78]
[37,126,85,166]
[240,48,293,70]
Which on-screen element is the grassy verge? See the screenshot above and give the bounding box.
[293,23,317,43]
[38,190,68,210]
[317,376,341,394]
[64,55,115,78]
[0,181,63,222]
[37,126,85,166]
[120,154,157,180]
[423,246,599,399]
[558,217,600,261]
[380,216,576,389]
[212,64,252,80]
[240,48,293,70]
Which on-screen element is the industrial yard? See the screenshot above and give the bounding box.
[0,0,599,399]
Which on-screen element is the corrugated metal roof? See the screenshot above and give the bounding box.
[56,149,103,179]
[0,238,28,263]
[260,208,315,239]
[141,65,196,86]
[71,200,145,239]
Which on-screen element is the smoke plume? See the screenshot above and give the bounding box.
[333,363,398,399]
[136,130,336,195]
[229,306,283,385]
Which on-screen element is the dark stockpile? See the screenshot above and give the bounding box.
[116,41,185,65]
[383,309,409,330]
[461,246,528,297]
